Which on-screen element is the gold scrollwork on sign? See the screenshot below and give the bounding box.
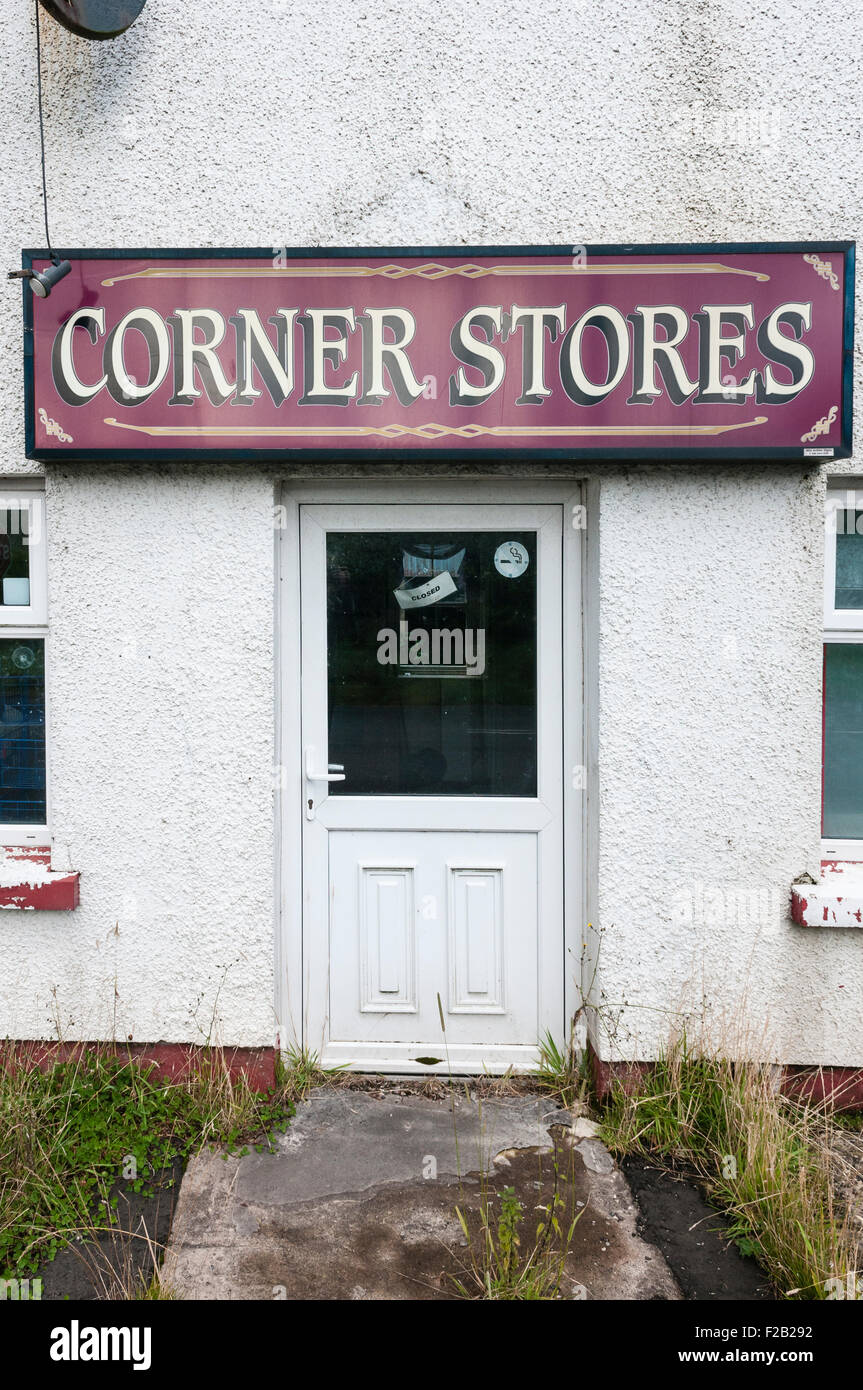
[802,253,840,291]
[103,416,769,441]
[37,407,73,443]
[100,261,771,287]
[801,405,838,443]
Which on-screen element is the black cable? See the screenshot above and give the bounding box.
[34,0,56,262]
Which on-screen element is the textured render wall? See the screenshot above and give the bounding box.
[1,467,278,1045]
[1,0,859,330]
[588,467,835,1064]
[0,0,859,1051]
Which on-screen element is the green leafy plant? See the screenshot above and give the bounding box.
[450,1153,582,1300]
[0,1044,294,1282]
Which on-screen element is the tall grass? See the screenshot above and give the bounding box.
[535,1027,589,1112]
[277,1042,346,1102]
[601,1032,858,1299]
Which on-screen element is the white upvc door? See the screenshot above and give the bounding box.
[300,503,563,1073]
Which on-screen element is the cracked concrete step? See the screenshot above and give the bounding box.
[163,1090,680,1301]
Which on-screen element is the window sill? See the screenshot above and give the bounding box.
[791,860,863,928]
[0,846,79,911]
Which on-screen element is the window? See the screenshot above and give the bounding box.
[823,490,863,855]
[0,492,48,845]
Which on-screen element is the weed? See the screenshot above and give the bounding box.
[833,1112,863,1133]
[535,1026,588,1112]
[277,1044,347,1103]
[450,1150,582,1300]
[135,1269,177,1300]
[433,996,583,1300]
[0,1043,294,1284]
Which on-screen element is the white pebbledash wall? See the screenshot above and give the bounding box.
[0,0,859,1062]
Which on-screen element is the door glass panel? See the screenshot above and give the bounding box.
[327,531,537,796]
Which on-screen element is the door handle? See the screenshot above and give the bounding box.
[304,746,345,821]
[304,746,346,783]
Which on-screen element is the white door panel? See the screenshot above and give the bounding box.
[328,831,537,1052]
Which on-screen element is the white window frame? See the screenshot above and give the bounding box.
[823,487,863,859]
[0,487,49,847]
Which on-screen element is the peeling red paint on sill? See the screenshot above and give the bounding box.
[6,845,51,866]
[822,858,863,874]
[0,846,80,910]
[0,874,80,910]
[792,865,863,928]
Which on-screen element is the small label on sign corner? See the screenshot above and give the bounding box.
[804,447,835,457]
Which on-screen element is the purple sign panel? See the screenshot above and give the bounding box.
[23,245,853,461]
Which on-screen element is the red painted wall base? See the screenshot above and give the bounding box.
[782,1065,863,1110]
[587,1040,863,1112]
[1,1041,277,1092]
[587,1048,655,1101]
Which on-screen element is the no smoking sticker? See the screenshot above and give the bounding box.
[494,541,529,578]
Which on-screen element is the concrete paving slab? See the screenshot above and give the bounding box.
[238,1091,559,1203]
[163,1088,681,1301]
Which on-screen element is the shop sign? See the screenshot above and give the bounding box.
[23,243,853,461]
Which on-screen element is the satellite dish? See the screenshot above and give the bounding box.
[38,0,148,40]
